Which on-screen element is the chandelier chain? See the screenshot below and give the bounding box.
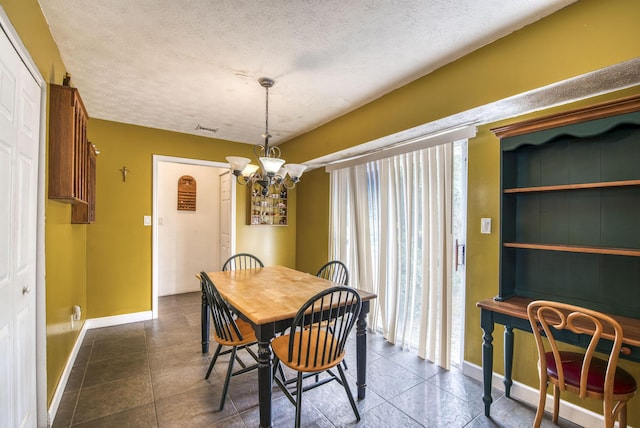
[225,77,306,195]
[264,84,269,140]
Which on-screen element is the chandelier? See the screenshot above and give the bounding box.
[226,78,307,196]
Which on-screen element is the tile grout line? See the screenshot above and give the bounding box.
[68,332,94,428]
[144,320,161,428]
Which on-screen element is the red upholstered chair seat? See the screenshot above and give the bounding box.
[545,351,637,395]
[528,301,638,427]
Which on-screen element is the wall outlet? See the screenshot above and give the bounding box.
[481,218,492,234]
[72,305,82,321]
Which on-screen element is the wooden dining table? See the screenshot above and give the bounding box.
[201,265,377,428]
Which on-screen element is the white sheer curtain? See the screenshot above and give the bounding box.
[329,143,453,368]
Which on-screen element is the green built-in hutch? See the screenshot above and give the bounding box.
[492,95,640,318]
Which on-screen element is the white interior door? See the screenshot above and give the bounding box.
[0,28,40,428]
[157,161,222,296]
[219,171,232,268]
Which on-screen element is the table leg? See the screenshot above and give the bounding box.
[256,324,275,428]
[201,289,210,353]
[356,301,369,400]
[480,308,494,417]
[504,325,514,397]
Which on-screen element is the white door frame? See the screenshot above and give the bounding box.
[152,155,235,318]
[218,169,233,269]
[0,6,48,427]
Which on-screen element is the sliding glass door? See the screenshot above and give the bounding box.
[329,137,468,369]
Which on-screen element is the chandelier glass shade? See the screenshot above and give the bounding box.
[226,78,306,195]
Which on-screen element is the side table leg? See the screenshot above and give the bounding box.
[480,309,495,417]
[504,325,514,397]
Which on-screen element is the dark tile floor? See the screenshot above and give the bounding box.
[52,291,581,427]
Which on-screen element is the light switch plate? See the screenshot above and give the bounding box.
[481,218,492,234]
[143,215,151,226]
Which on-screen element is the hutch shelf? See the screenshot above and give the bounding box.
[492,94,640,319]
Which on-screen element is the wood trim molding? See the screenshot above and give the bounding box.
[491,94,640,138]
[503,242,640,257]
[503,179,640,193]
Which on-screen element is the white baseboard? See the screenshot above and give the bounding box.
[46,324,88,427]
[462,360,608,427]
[47,311,153,426]
[84,310,153,329]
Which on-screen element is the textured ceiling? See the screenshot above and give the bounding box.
[38,0,577,146]
[307,58,640,169]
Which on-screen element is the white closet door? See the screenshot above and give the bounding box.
[0,27,40,428]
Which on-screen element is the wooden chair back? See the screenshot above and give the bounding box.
[527,300,623,398]
[527,300,637,427]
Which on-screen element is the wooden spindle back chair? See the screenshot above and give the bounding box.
[221,253,263,271]
[272,286,361,428]
[200,272,258,410]
[316,260,349,285]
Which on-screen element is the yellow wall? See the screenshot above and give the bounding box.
[3,0,640,419]
[87,119,296,317]
[235,183,298,268]
[283,0,640,163]
[287,0,640,423]
[1,0,295,402]
[294,168,331,274]
[0,0,86,402]
[291,0,640,282]
[466,88,640,418]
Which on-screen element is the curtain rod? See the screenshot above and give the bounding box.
[325,125,476,172]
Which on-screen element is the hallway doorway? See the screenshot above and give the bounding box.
[152,156,235,316]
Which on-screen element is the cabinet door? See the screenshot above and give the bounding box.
[48,84,89,204]
[71,144,97,224]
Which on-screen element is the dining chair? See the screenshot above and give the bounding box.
[221,253,264,271]
[316,260,349,285]
[316,260,350,373]
[272,286,361,428]
[526,300,637,428]
[200,272,259,411]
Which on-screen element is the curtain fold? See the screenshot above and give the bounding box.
[329,143,453,368]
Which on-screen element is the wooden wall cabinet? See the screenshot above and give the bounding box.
[492,95,640,318]
[247,185,288,225]
[48,83,97,223]
[71,143,97,224]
